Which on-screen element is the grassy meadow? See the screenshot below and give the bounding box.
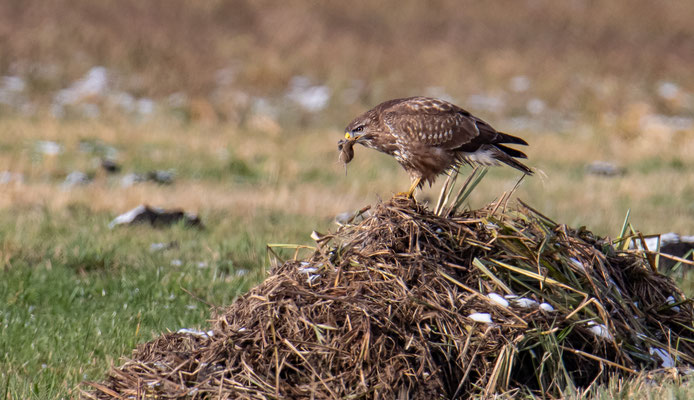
[1,1,694,398]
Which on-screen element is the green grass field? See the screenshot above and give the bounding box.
[2,1,694,398]
[0,205,320,398]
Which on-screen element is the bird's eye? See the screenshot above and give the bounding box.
[354,125,364,133]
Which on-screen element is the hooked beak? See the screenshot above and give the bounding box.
[344,132,366,143]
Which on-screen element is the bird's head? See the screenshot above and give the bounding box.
[344,114,377,146]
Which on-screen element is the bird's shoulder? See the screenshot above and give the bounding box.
[379,97,482,146]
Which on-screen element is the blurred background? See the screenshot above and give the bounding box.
[1,0,693,230]
[1,1,694,396]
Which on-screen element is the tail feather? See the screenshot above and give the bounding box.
[490,145,533,175]
[497,132,528,146]
[495,143,528,159]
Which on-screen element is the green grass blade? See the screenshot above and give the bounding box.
[450,167,489,214]
[616,208,631,251]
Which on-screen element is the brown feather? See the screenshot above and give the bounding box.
[343,97,532,187]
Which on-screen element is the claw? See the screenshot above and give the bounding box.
[405,177,422,198]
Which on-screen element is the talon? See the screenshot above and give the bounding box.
[405,177,422,198]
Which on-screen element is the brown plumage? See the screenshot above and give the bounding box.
[342,96,532,196]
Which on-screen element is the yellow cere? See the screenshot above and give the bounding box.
[345,132,351,139]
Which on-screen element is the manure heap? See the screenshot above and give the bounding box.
[85,197,694,399]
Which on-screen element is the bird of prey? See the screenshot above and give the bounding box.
[341,96,532,197]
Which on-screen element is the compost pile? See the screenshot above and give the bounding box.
[85,196,694,399]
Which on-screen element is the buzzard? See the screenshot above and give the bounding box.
[341,96,532,196]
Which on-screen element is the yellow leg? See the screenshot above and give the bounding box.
[406,177,422,198]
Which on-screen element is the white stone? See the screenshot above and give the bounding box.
[509,75,530,92]
[526,98,546,115]
[569,258,585,271]
[298,265,319,274]
[285,76,331,112]
[657,81,680,100]
[35,140,63,155]
[108,205,146,228]
[468,313,493,324]
[177,328,214,338]
[488,293,509,308]
[666,296,681,312]
[649,347,675,368]
[54,66,108,105]
[149,242,167,252]
[137,98,155,115]
[512,297,538,308]
[61,171,91,189]
[586,321,613,340]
